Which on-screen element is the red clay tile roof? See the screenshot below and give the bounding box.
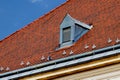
[0,0,120,73]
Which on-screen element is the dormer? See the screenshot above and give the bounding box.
[59,14,92,48]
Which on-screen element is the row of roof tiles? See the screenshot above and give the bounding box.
[0,37,119,72]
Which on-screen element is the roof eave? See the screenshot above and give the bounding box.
[0,43,120,80]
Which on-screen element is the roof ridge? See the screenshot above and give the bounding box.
[0,0,72,43]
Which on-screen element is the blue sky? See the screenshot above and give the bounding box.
[0,0,66,40]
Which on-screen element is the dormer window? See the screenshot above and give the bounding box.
[59,14,93,48]
[63,27,71,43]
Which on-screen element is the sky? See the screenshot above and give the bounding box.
[0,0,66,40]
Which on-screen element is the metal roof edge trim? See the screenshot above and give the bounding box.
[0,43,120,79]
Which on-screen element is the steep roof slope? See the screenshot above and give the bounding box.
[0,0,120,73]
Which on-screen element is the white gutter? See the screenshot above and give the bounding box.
[1,43,120,79]
[0,46,120,80]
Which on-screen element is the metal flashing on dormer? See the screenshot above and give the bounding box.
[74,20,92,30]
[59,14,92,48]
[66,14,93,30]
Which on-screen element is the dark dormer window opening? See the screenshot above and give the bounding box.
[63,27,71,43]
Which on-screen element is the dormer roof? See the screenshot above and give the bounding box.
[65,14,93,29]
